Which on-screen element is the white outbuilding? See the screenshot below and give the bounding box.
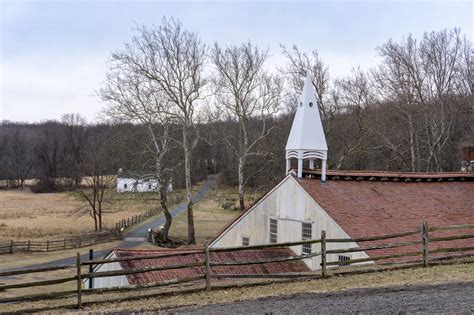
[116,170,172,193]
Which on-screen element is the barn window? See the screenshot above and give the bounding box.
[338,255,351,266]
[301,222,312,254]
[269,218,278,243]
[242,236,250,246]
[123,183,127,189]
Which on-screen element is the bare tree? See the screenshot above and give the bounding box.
[112,18,207,244]
[211,42,282,210]
[331,68,372,169]
[99,58,177,242]
[373,28,469,171]
[62,113,88,186]
[280,45,334,120]
[33,121,65,192]
[78,132,115,231]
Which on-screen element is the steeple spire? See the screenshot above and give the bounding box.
[285,75,328,181]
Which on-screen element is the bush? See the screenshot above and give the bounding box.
[30,178,58,193]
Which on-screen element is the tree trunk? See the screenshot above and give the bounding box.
[160,183,172,242]
[238,156,245,211]
[408,114,416,172]
[98,211,103,231]
[93,214,98,231]
[183,132,196,244]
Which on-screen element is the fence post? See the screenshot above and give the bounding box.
[10,240,13,254]
[148,229,153,242]
[76,253,82,309]
[422,221,429,267]
[321,230,327,277]
[88,249,94,289]
[27,240,31,252]
[46,240,49,252]
[204,241,211,290]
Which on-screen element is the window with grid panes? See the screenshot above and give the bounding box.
[338,255,351,266]
[242,236,250,246]
[269,218,278,243]
[301,222,312,254]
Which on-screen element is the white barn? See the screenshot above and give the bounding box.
[89,76,472,289]
[209,76,474,270]
[116,170,172,193]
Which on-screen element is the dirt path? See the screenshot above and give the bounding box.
[168,281,474,314]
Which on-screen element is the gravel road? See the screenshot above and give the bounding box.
[167,281,474,314]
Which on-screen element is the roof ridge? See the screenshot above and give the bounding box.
[298,168,473,181]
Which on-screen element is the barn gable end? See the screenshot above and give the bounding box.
[210,175,370,270]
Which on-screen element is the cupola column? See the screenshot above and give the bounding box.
[297,151,303,178]
[321,159,327,182]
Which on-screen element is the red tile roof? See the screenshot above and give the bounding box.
[212,171,473,263]
[296,177,474,262]
[111,248,310,285]
[297,178,473,237]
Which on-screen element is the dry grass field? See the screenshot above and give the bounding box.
[0,184,243,268]
[168,186,252,245]
[0,187,184,241]
[0,185,246,305]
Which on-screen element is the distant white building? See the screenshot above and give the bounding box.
[116,170,172,193]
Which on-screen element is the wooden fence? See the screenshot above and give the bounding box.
[1,205,168,255]
[114,207,161,238]
[114,193,184,237]
[0,232,118,255]
[0,222,473,314]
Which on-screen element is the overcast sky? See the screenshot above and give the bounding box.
[1,0,472,123]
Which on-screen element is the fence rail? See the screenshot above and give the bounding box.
[0,205,173,255]
[114,207,162,238]
[114,194,184,237]
[0,232,118,255]
[1,222,473,314]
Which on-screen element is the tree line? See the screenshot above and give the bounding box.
[0,19,471,244]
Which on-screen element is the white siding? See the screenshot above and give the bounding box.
[116,178,172,193]
[210,176,371,270]
[83,253,129,289]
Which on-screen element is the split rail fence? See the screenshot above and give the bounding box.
[114,194,184,237]
[0,232,118,255]
[114,207,161,238]
[0,222,473,314]
[1,207,164,255]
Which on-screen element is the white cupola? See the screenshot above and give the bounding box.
[285,75,328,181]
